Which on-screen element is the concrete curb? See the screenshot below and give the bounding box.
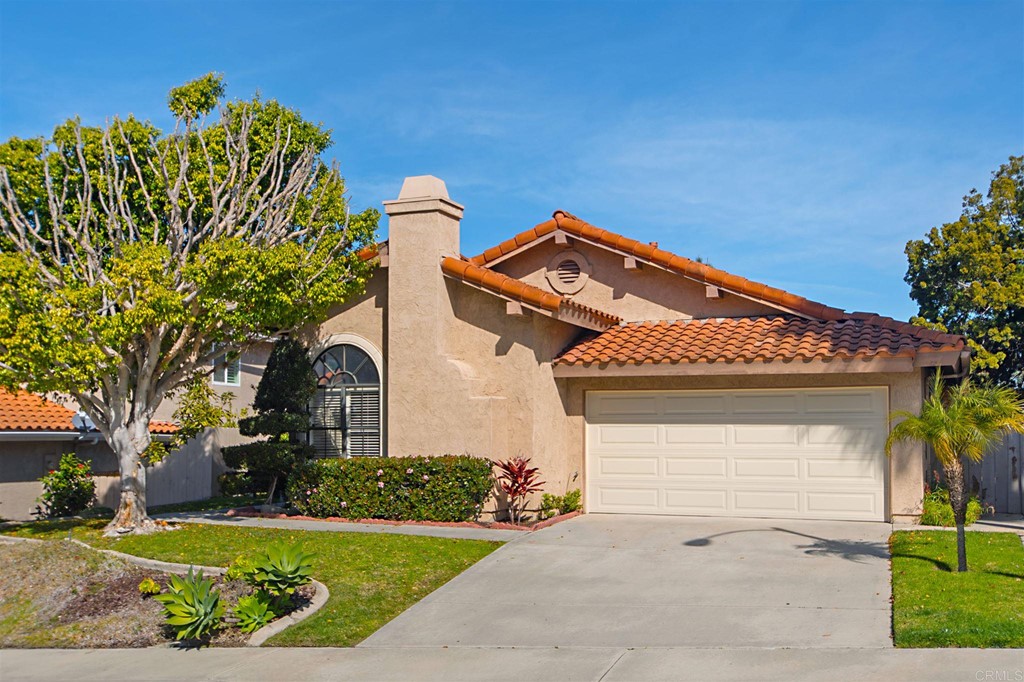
[1,534,328,647]
[68,537,228,575]
[247,579,330,647]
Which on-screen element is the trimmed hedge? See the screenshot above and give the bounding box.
[287,455,493,522]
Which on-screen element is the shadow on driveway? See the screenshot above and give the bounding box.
[684,526,889,563]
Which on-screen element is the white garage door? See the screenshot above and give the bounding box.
[586,388,888,521]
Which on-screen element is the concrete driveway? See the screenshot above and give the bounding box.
[361,514,892,649]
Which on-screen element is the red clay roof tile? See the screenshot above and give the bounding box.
[0,390,178,434]
[441,256,621,328]
[555,317,965,367]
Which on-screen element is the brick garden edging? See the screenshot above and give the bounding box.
[0,533,329,647]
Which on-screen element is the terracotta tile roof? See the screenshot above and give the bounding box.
[440,256,621,328]
[0,389,178,434]
[555,317,965,367]
[0,390,77,431]
[471,211,846,321]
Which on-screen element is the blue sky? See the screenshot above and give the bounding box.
[1,1,1021,320]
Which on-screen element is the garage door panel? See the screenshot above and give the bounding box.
[805,391,879,414]
[733,424,800,445]
[665,488,728,510]
[805,458,883,482]
[734,458,800,479]
[599,457,659,476]
[665,457,728,478]
[596,425,659,445]
[598,487,660,510]
[734,490,801,513]
[591,395,659,417]
[664,424,728,445]
[806,424,883,448]
[664,395,727,415]
[805,491,879,515]
[733,393,799,414]
[587,388,887,521]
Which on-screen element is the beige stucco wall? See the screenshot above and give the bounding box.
[495,239,780,322]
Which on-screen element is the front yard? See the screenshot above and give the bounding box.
[1,520,501,647]
[890,530,1024,648]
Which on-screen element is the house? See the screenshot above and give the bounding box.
[298,175,968,523]
[0,389,186,520]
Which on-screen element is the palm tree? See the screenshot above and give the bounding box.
[886,376,1024,572]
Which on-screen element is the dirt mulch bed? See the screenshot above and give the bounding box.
[225,507,581,531]
[0,541,305,648]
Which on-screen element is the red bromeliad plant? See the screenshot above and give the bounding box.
[492,457,545,525]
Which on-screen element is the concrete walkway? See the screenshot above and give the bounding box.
[151,511,523,542]
[2,646,1021,681]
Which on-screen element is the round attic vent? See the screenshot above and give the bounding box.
[556,259,582,285]
[545,250,591,294]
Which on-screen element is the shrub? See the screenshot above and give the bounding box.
[919,487,983,527]
[493,457,545,525]
[540,488,582,520]
[138,577,162,597]
[36,453,96,518]
[221,338,318,504]
[234,591,277,633]
[248,542,315,600]
[225,555,258,583]
[153,567,224,642]
[287,455,493,522]
[218,470,273,498]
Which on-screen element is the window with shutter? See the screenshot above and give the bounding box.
[308,343,382,457]
[212,348,241,386]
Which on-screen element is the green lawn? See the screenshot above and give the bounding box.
[2,519,501,646]
[890,530,1024,648]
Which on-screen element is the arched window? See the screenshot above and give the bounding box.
[308,343,382,457]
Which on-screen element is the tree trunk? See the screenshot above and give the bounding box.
[944,457,969,572]
[104,421,159,536]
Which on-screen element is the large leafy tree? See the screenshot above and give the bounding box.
[905,156,1023,389]
[886,377,1024,572]
[0,75,378,534]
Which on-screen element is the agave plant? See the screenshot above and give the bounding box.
[492,457,546,525]
[234,591,277,633]
[248,542,315,600]
[153,567,224,642]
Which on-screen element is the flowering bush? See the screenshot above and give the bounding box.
[287,455,493,522]
[36,453,96,518]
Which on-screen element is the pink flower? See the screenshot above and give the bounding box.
[422,475,430,482]
[377,469,384,476]
[406,468,414,474]
[340,501,347,508]
[306,489,312,495]
[377,481,385,488]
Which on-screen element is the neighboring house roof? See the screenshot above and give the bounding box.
[470,210,846,320]
[441,256,622,330]
[0,389,178,434]
[555,317,965,368]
